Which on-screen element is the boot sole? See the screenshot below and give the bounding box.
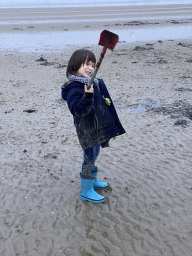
[80,195,105,203]
[94,184,109,190]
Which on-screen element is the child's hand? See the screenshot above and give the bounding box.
[84,84,94,93]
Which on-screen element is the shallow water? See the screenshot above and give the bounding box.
[0,0,191,8]
[1,25,192,52]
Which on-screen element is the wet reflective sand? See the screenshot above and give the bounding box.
[1,25,192,52]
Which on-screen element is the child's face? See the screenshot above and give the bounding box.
[76,61,95,78]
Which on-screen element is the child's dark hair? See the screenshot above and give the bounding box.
[66,49,96,77]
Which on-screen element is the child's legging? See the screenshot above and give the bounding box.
[80,144,100,180]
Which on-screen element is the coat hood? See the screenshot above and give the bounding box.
[61,81,84,101]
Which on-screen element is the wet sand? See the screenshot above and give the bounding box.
[1,4,192,256]
[1,4,192,33]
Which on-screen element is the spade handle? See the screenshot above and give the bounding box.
[87,47,107,89]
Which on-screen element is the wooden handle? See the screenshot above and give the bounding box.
[87,67,98,89]
[87,50,106,89]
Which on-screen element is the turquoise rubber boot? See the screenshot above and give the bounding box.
[92,171,109,190]
[80,179,106,203]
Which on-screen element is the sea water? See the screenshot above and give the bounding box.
[1,26,192,52]
[0,0,191,8]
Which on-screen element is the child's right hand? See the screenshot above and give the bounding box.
[84,84,94,93]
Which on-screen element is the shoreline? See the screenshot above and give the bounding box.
[0,4,191,53]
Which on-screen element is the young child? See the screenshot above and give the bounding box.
[61,49,126,203]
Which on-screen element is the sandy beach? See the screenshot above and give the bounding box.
[1,4,192,256]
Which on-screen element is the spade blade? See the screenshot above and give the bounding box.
[98,30,119,51]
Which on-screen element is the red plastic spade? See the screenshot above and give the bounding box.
[87,30,119,89]
[99,30,119,52]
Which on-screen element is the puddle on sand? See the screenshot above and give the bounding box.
[126,99,164,113]
[127,106,147,113]
[125,98,192,126]
[1,25,192,52]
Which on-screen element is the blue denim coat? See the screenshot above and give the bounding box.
[61,79,126,150]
